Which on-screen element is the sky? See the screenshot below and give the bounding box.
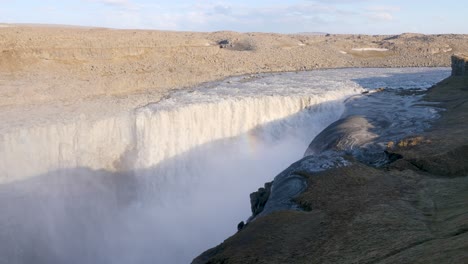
[0,0,467,34]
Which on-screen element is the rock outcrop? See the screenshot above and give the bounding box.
[304,115,376,156]
[451,54,468,76]
[249,181,273,219]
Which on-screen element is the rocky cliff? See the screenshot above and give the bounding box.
[452,54,468,76]
[193,58,468,263]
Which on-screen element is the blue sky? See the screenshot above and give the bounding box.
[1,0,467,34]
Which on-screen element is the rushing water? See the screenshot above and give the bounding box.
[0,68,450,264]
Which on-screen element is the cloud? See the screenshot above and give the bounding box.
[96,0,129,6]
[367,12,393,21]
[212,5,232,16]
[307,0,375,3]
[431,15,446,22]
[77,2,322,31]
[188,3,336,31]
[83,1,399,33]
[366,5,401,12]
[88,0,140,11]
[365,5,400,21]
[118,2,352,32]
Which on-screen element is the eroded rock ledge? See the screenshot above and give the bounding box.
[193,56,468,264]
[452,54,468,76]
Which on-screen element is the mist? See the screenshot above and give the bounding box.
[0,100,344,264]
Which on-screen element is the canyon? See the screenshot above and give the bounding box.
[0,25,467,263]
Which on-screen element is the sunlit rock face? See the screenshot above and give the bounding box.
[0,68,450,264]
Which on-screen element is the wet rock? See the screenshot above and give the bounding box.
[249,181,273,218]
[250,153,350,221]
[237,221,245,232]
[304,115,377,156]
[383,150,403,163]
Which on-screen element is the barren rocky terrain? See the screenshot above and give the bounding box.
[1,25,467,129]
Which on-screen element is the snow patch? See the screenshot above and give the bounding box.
[352,48,389,52]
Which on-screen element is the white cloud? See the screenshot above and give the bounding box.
[367,12,394,21]
[84,1,400,33]
[431,15,447,21]
[75,1,335,31]
[366,6,401,12]
[365,5,400,21]
[96,0,129,6]
[308,0,374,2]
[88,0,140,11]
[212,5,232,16]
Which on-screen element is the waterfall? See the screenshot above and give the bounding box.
[0,91,357,184]
[134,94,350,170]
[0,93,352,264]
[0,68,449,264]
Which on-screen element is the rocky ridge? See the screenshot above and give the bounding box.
[193,57,468,263]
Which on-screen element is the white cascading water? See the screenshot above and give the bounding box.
[134,95,348,171]
[0,68,450,264]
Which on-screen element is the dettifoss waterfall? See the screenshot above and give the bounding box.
[0,68,449,264]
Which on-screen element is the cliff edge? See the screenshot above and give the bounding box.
[452,54,468,76]
[193,56,468,263]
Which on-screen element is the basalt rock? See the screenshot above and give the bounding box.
[249,181,273,219]
[218,39,231,48]
[451,54,468,76]
[304,115,377,156]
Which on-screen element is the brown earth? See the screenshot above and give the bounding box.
[193,59,468,263]
[1,26,467,110]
